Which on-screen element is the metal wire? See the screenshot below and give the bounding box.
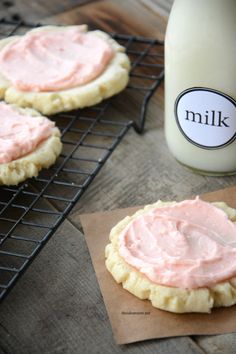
[0,19,164,301]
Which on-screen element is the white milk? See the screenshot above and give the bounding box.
[165,0,236,175]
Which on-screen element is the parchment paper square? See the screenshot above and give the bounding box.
[80,186,236,344]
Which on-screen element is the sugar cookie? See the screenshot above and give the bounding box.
[105,199,236,313]
[0,25,130,115]
[0,102,62,185]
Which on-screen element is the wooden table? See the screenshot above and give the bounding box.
[0,1,236,353]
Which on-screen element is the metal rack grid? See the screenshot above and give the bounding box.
[0,19,164,301]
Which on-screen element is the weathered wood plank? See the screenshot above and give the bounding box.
[139,0,174,18]
[0,219,204,354]
[0,0,99,22]
[195,335,236,354]
[0,323,25,354]
[44,0,168,40]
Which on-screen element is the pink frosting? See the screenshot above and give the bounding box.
[0,102,55,163]
[0,27,114,92]
[119,198,236,289]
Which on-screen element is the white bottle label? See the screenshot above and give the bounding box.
[175,88,236,149]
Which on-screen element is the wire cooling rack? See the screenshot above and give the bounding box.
[0,19,164,301]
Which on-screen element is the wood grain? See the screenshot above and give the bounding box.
[44,0,167,40]
[0,0,99,22]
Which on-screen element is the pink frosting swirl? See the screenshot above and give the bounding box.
[0,102,55,163]
[0,27,114,92]
[119,198,236,289]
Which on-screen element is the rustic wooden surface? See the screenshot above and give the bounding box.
[1,1,236,353]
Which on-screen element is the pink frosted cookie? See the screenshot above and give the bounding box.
[0,102,62,185]
[0,25,130,115]
[105,198,236,313]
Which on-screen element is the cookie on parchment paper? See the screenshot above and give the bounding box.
[105,199,236,313]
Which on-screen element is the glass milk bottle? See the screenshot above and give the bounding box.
[165,0,236,175]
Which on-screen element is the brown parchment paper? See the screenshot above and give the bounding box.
[80,186,236,344]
